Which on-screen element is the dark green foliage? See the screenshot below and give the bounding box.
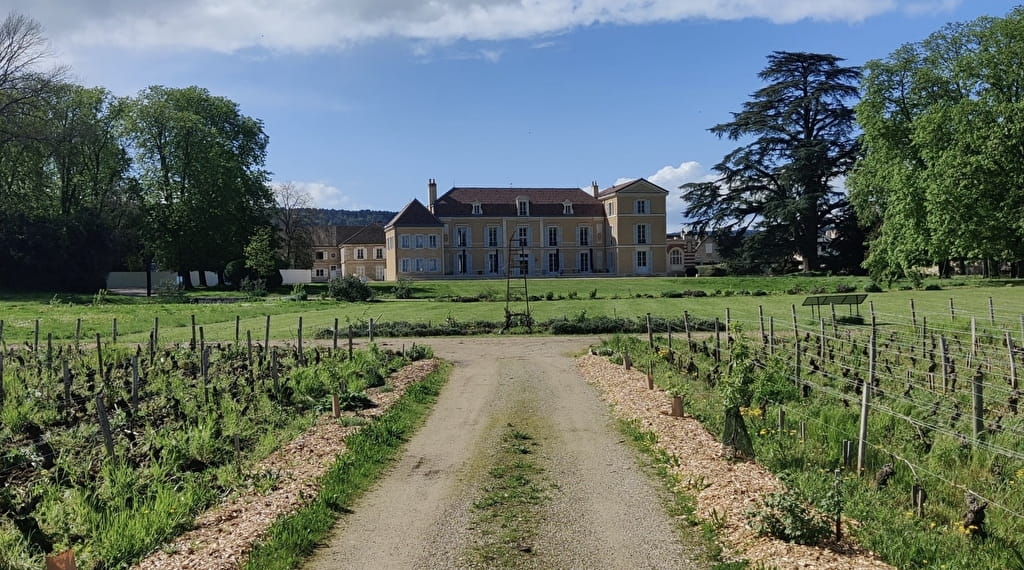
[682,52,861,273]
[224,259,250,287]
[864,282,883,293]
[323,276,373,302]
[747,487,832,545]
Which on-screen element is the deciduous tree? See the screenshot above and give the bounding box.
[850,9,1024,279]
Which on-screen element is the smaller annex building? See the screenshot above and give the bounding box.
[384,179,669,280]
[310,224,386,282]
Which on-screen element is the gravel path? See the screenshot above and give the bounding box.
[303,336,704,570]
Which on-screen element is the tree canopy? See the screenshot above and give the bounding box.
[849,8,1024,280]
[681,51,862,273]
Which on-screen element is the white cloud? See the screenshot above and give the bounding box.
[9,0,958,54]
[274,180,364,210]
[618,160,717,230]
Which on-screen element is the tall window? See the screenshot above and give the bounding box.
[547,226,558,247]
[415,234,424,248]
[517,198,529,216]
[315,251,325,260]
[606,202,615,216]
[670,249,683,265]
[400,258,410,272]
[563,201,573,215]
[579,252,591,272]
[517,226,528,247]
[705,242,714,254]
[375,247,384,259]
[635,224,648,245]
[400,235,410,249]
[578,226,590,246]
[356,248,365,260]
[456,227,469,247]
[634,199,649,214]
[487,226,499,247]
[415,258,424,272]
[488,252,499,273]
[636,250,648,268]
[428,258,438,272]
[428,234,438,248]
[472,202,482,215]
[547,252,560,273]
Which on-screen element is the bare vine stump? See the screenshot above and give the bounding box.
[671,395,683,417]
[963,492,988,538]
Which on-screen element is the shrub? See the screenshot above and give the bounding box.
[696,264,728,277]
[923,283,942,291]
[661,290,684,298]
[240,277,268,298]
[324,275,373,302]
[405,343,433,361]
[834,283,857,293]
[747,487,831,546]
[588,288,598,299]
[224,259,249,287]
[567,290,579,300]
[751,290,768,296]
[288,283,308,301]
[835,314,864,325]
[545,291,555,300]
[864,282,883,293]
[156,279,186,303]
[392,278,413,299]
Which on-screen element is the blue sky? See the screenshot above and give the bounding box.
[12,1,1020,229]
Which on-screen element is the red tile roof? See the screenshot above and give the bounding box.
[433,187,604,217]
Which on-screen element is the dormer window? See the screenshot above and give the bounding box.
[517,197,529,216]
[563,201,573,215]
[472,201,482,215]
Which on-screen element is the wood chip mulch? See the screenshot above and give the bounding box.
[576,354,893,570]
[133,358,440,570]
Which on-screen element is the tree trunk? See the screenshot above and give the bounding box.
[179,270,194,290]
[198,270,208,287]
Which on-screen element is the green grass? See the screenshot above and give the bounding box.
[468,424,550,567]
[243,363,450,570]
[4,276,1024,346]
[599,318,1024,570]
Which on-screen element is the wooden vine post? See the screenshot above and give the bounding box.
[949,298,955,322]
[683,311,692,344]
[131,355,140,412]
[333,317,340,353]
[972,367,985,443]
[235,315,241,344]
[758,305,766,345]
[95,333,104,383]
[819,318,826,360]
[856,309,880,472]
[153,317,159,348]
[34,319,39,352]
[989,297,995,326]
[348,325,354,359]
[297,316,304,365]
[190,314,197,351]
[909,299,917,332]
[0,353,5,409]
[112,318,118,344]
[791,304,801,389]
[1007,332,1018,391]
[714,317,721,363]
[96,394,115,457]
[264,314,271,354]
[769,316,775,356]
[939,335,950,392]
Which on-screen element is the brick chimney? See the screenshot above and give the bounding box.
[428,178,437,212]
[591,180,599,198]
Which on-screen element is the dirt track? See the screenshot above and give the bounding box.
[304,336,704,569]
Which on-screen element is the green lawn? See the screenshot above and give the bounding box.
[2,276,1023,346]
